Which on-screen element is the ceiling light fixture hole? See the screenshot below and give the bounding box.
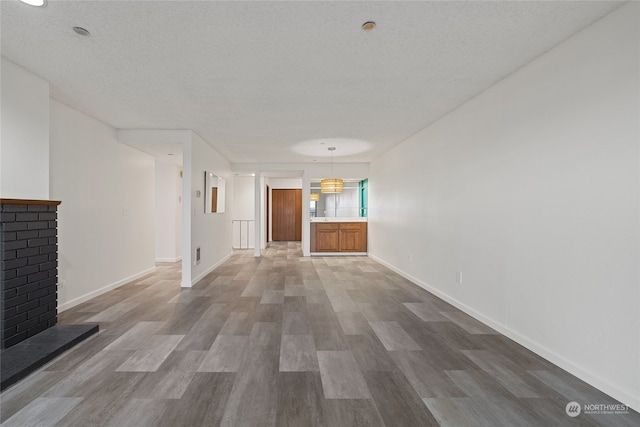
[73,27,91,36]
[362,21,376,31]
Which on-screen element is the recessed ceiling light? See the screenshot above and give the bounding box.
[20,0,46,7]
[73,27,91,36]
[362,21,376,31]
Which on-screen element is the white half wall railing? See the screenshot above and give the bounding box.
[232,220,255,249]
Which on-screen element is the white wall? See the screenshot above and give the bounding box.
[175,167,183,258]
[233,175,255,220]
[369,3,639,410]
[268,178,302,189]
[0,57,50,199]
[183,132,234,287]
[233,162,368,182]
[50,100,157,310]
[155,161,182,262]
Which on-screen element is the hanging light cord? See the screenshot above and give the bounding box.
[330,147,334,177]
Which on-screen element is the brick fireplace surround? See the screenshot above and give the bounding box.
[1,199,60,348]
[1,199,98,390]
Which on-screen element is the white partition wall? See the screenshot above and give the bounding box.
[155,161,182,262]
[184,132,234,287]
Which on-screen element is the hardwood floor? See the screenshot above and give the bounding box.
[1,242,638,426]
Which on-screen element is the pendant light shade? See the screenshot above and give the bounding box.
[320,178,343,193]
[310,193,320,202]
[321,147,343,193]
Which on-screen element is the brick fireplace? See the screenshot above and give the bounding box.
[1,199,60,349]
[0,199,98,390]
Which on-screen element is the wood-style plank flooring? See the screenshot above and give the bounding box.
[2,242,638,426]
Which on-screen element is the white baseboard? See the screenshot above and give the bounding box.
[57,266,157,312]
[368,253,640,413]
[184,252,234,288]
[155,256,182,263]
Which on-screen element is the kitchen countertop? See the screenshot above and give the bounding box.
[310,217,368,223]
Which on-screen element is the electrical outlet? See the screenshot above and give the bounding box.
[456,272,463,284]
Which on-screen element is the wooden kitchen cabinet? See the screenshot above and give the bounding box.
[311,222,367,253]
[313,223,339,251]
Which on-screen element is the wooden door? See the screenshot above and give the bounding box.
[272,189,302,241]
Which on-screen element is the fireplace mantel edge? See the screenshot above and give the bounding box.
[0,199,61,206]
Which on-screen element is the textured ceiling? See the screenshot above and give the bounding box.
[1,0,623,164]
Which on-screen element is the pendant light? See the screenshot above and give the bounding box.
[309,193,320,202]
[320,147,344,193]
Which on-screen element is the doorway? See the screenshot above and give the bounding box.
[271,189,302,241]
